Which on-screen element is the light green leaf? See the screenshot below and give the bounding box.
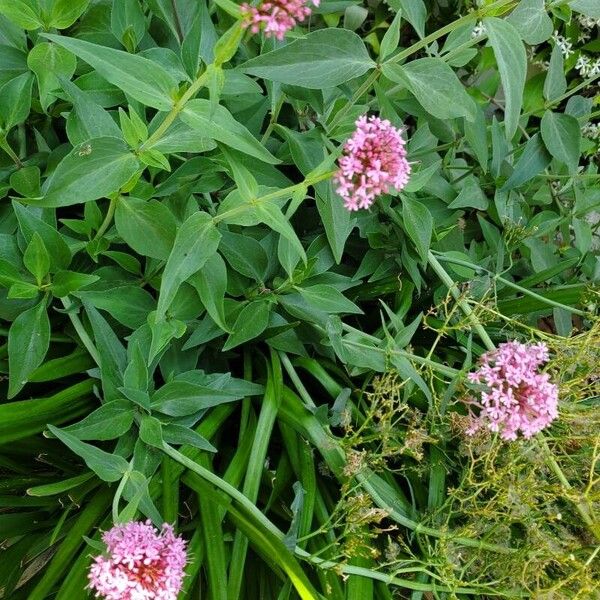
[111,0,146,51]
[507,0,553,45]
[157,211,221,318]
[223,301,271,350]
[115,197,177,260]
[27,42,76,111]
[189,253,229,331]
[483,17,526,140]
[0,0,43,29]
[162,424,217,452]
[62,400,134,440]
[38,137,140,207]
[297,284,362,315]
[382,58,476,121]
[402,198,432,263]
[49,0,89,29]
[0,71,33,130]
[181,99,279,164]
[8,300,50,398]
[396,0,426,38]
[448,178,488,210]
[540,110,581,174]
[47,424,129,482]
[240,29,375,89]
[23,232,50,285]
[570,0,600,18]
[43,33,177,110]
[543,44,566,102]
[502,133,551,190]
[380,9,402,60]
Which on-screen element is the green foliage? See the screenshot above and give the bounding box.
[0,0,598,598]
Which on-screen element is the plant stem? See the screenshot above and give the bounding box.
[61,297,102,366]
[140,71,210,150]
[91,196,117,242]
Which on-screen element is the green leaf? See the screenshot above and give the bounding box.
[49,0,90,29]
[23,232,50,285]
[570,0,600,18]
[543,44,566,102]
[0,0,43,29]
[396,0,426,38]
[157,211,221,319]
[448,178,488,210]
[123,341,148,392]
[47,424,129,483]
[297,284,362,314]
[0,45,27,86]
[502,133,551,190]
[27,42,77,111]
[43,33,177,110]
[402,198,432,263]
[181,99,279,164]
[62,400,134,440]
[139,415,163,448]
[0,71,33,130]
[8,300,50,398]
[218,230,268,281]
[380,9,402,60]
[223,301,272,350]
[540,110,581,174]
[483,17,526,140]
[189,252,229,331]
[13,201,72,270]
[464,105,489,172]
[382,58,476,121]
[240,29,375,89]
[506,0,553,45]
[38,137,140,207]
[115,197,177,260]
[111,0,146,51]
[162,424,217,452]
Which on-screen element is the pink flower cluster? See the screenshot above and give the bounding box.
[465,341,559,441]
[335,115,411,211]
[88,520,187,600]
[240,0,319,40]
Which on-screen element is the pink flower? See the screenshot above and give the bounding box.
[465,341,559,441]
[334,115,411,211]
[240,0,319,40]
[88,520,187,600]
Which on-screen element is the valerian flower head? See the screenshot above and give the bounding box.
[335,115,411,211]
[88,520,187,600]
[240,0,319,40]
[465,341,559,441]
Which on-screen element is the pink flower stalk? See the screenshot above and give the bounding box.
[335,115,411,211]
[465,341,559,441]
[240,0,320,40]
[88,520,187,600]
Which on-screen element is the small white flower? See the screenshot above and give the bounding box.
[471,21,486,38]
[552,31,574,58]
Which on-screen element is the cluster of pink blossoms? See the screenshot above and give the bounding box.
[88,520,187,600]
[465,341,559,441]
[240,0,319,40]
[335,115,411,211]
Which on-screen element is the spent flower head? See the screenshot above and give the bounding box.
[88,520,187,600]
[465,341,559,440]
[240,0,319,40]
[335,115,411,211]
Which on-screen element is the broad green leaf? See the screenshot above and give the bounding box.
[62,400,134,440]
[379,9,402,60]
[507,0,553,45]
[0,71,33,130]
[255,202,306,264]
[181,99,279,164]
[502,133,551,190]
[218,230,269,281]
[111,0,146,51]
[51,270,99,297]
[189,254,229,331]
[540,111,581,174]
[27,42,77,111]
[47,425,129,482]
[0,0,43,29]
[382,59,476,121]
[448,178,488,210]
[0,45,27,86]
[297,284,362,315]
[157,211,221,318]
[139,415,163,448]
[543,45,567,102]
[240,29,375,89]
[316,183,354,264]
[402,198,432,263]
[49,0,89,29]
[223,301,272,350]
[396,0,426,38]
[151,380,246,416]
[115,197,177,260]
[12,202,72,270]
[483,17,526,140]
[162,424,217,452]
[60,76,122,145]
[23,232,50,285]
[8,300,50,398]
[464,105,489,172]
[43,33,177,110]
[39,137,140,207]
[570,0,600,18]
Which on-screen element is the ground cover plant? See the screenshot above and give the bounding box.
[0,0,599,597]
